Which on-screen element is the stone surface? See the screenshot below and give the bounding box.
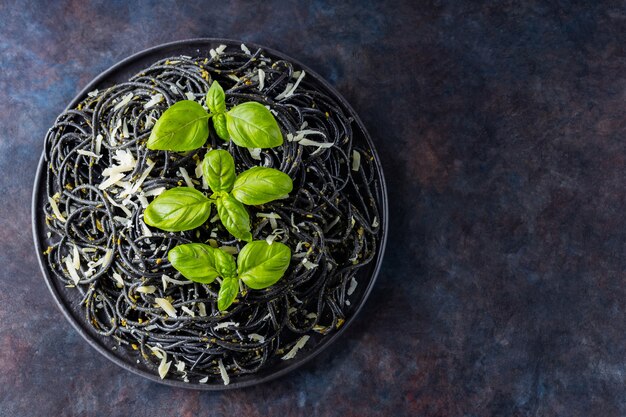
[1,0,625,416]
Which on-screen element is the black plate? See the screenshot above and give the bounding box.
[32,38,388,390]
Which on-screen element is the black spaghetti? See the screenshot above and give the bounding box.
[42,45,382,384]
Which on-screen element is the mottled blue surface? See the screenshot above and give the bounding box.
[1,1,626,416]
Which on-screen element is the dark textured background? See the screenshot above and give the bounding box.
[1,1,625,416]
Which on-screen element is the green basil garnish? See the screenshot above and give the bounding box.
[226,102,283,148]
[146,100,210,151]
[168,243,220,284]
[237,241,291,290]
[144,187,212,232]
[216,194,252,242]
[203,149,236,193]
[212,113,230,141]
[143,81,296,307]
[217,276,239,311]
[231,166,293,205]
[206,81,226,114]
[215,248,237,279]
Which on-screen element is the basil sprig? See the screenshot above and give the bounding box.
[168,241,291,311]
[146,80,283,151]
[144,149,293,240]
[143,78,294,301]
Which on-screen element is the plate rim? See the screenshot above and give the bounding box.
[31,37,389,390]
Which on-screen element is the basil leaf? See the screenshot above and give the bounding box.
[226,102,283,148]
[215,248,237,278]
[212,113,230,141]
[238,241,291,290]
[206,81,226,114]
[231,167,293,205]
[144,187,212,232]
[147,100,210,151]
[217,276,239,311]
[202,149,236,193]
[216,194,252,242]
[168,243,219,284]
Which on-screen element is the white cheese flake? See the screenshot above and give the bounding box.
[72,244,80,270]
[258,68,265,90]
[112,272,124,288]
[77,149,100,159]
[179,167,194,188]
[184,91,195,101]
[372,216,379,228]
[113,93,134,111]
[302,258,319,270]
[199,376,209,384]
[241,43,251,55]
[113,216,131,227]
[127,159,156,195]
[155,298,177,318]
[248,147,262,160]
[281,335,310,360]
[64,256,81,285]
[248,333,266,343]
[298,138,334,155]
[257,212,280,230]
[161,274,192,291]
[150,347,171,380]
[347,277,358,296]
[145,112,156,129]
[277,71,306,100]
[214,321,239,330]
[87,89,99,97]
[138,194,149,208]
[98,172,125,190]
[144,187,165,197]
[218,359,230,385]
[181,306,195,317]
[136,285,157,294]
[197,302,207,317]
[144,93,163,109]
[105,194,133,217]
[352,150,361,172]
[48,196,66,222]
[121,119,129,138]
[275,82,294,100]
[95,134,103,155]
[159,360,172,379]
